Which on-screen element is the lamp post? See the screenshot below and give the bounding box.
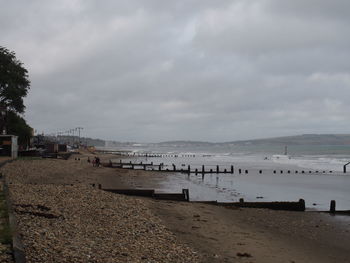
[76,127,83,146]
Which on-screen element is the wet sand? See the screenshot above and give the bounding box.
[99,153,350,262]
[3,152,350,262]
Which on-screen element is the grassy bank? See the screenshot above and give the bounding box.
[0,176,13,263]
[0,189,11,244]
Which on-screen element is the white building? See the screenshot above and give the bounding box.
[0,135,18,158]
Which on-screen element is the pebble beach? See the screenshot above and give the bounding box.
[1,158,201,263]
[1,154,350,263]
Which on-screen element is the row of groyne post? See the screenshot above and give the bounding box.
[107,160,343,175]
[90,183,349,214]
[103,151,196,158]
[101,151,350,174]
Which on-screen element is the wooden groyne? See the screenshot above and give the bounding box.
[194,198,306,211]
[325,200,350,215]
[101,187,190,202]
[106,160,338,175]
[92,185,349,213]
[98,185,306,211]
[97,150,196,158]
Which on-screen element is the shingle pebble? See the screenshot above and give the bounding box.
[1,160,201,263]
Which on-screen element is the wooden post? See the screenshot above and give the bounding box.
[231,165,234,174]
[216,165,219,174]
[299,199,305,211]
[188,165,190,175]
[98,184,102,189]
[245,170,248,174]
[330,200,336,213]
[182,189,189,201]
[224,168,227,173]
[195,168,198,175]
[143,164,146,170]
[173,164,176,171]
[159,165,161,171]
[202,165,205,175]
[239,169,241,174]
[343,161,350,173]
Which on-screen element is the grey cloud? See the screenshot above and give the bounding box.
[2,0,350,141]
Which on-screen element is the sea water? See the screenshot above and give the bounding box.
[102,143,350,211]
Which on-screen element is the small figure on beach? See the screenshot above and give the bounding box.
[95,156,100,167]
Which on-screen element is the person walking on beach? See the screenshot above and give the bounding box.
[95,156,100,167]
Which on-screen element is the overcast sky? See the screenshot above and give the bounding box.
[1,0,350,142]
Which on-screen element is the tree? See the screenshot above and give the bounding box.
[0,46,32,147]
[0,46,30,114]
[6,111,33,148]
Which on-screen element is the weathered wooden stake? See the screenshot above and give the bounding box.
[182,189,189,201]
[202,165,205,175]
[216,165,219,174]
[299,199,305,210]
[330,200,336,213]
[343,162,350,173]
[231,165,234,174]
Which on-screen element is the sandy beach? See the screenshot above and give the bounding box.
[1,152,350,262]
